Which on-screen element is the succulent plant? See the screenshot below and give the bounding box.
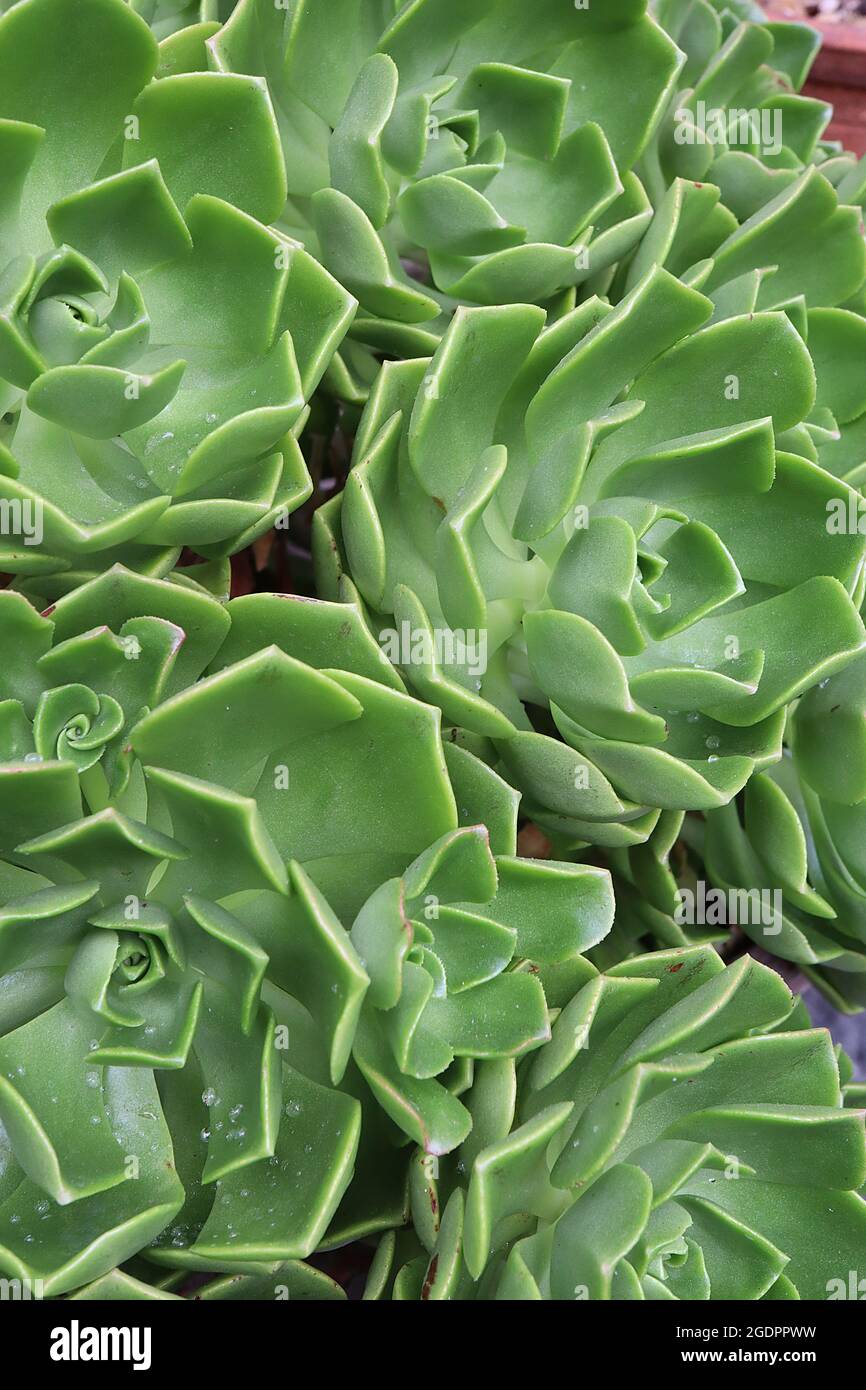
[183,0,666,404]
[0,0,355,598]
[0,566,614,1295]
[206,0,669,336]
[363,947,866,1300]
[316,264,866,844]
[496,290,866,991]
[188,0,848,401]
[610,293,866,1001]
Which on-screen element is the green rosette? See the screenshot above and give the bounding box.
[0,0,356,596]
[366,948,866,1300]
[188,0,859,401]
[0,565,613,1294]
[319,266,866,837]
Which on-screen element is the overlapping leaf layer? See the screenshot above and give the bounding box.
[697,677,866,1013]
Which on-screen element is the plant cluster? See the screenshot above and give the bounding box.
[0,0,864,1301]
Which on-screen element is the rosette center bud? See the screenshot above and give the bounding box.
[113,930,158,987]
[33,683,125,771]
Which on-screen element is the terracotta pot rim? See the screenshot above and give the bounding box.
[765,8,866,54]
